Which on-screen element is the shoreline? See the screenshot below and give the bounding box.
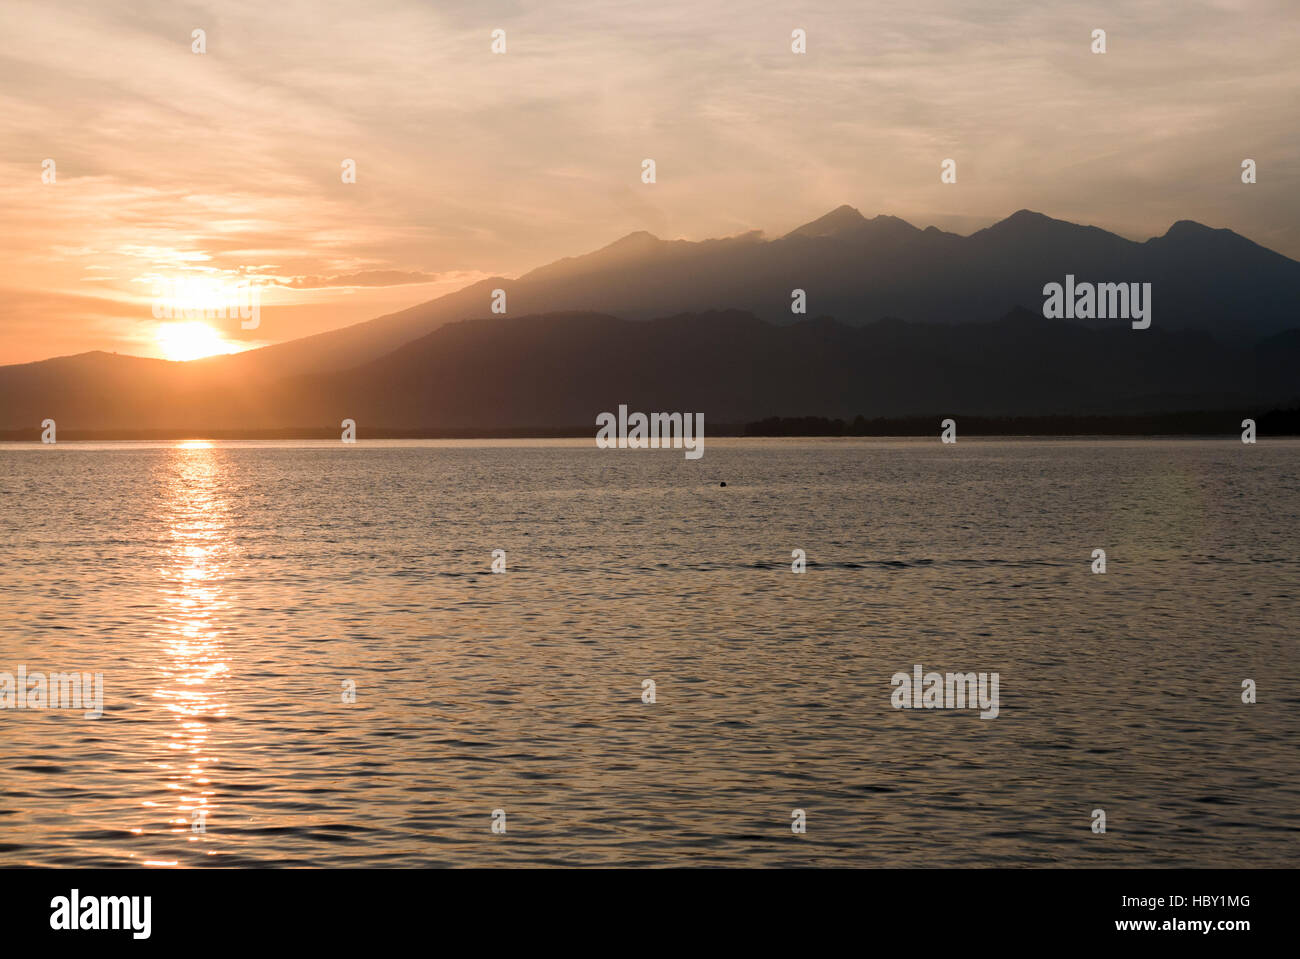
[2,409,1297,442]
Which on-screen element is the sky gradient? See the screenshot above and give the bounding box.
[2,0,1296,363]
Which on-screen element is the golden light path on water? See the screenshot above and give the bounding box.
[149,441,230,864]
[1,439,1297,867]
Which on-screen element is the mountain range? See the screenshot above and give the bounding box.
[3,207,1298,434]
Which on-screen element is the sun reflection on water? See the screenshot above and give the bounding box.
[152,443,231,858]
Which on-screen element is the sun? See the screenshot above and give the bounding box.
[156,321,240,362]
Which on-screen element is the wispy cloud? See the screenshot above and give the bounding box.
[1,0,1296,361]
[279,270,444,289]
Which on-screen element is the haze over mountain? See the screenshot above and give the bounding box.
[130,205,1299,384]
[3,207,1299,434]
[269,308,1299,429]
[3,307,1298,435]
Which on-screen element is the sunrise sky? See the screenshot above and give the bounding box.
[2,0,1296,364]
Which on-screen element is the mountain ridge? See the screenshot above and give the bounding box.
[211,204,1300,372]
[8,206,1295,375]
[3,206,1298,434]
[4,306,1297,433]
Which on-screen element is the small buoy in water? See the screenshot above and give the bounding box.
[720,481,727,487]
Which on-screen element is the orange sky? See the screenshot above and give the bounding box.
[2,0,1297,364]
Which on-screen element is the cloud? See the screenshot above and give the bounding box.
[0,0,1296,362]
[278,270,443,289]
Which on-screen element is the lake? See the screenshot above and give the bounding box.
[1,438,1297,866]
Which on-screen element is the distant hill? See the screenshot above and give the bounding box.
[182,206,1300,381]
[260,308,1300,428]
[4,308,1296,434]
[3,205,1299,435]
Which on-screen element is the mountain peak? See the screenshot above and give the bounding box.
[516,229,667,283]
[606,229,662,249]
[1164,219,1217,238]
[993,209,1057,230]
[786,204,868,238]
[976,209,1107,243]
[1155,219,1274,258]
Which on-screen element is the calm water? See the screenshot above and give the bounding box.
[1,438,1297,867]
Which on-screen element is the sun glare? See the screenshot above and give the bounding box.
[156,321,240,362]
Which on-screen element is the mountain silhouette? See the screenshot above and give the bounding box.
[4,308,1297,434]
[3,207,1299,434]
[185,206,1300,382]
[257,308,1300,428]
